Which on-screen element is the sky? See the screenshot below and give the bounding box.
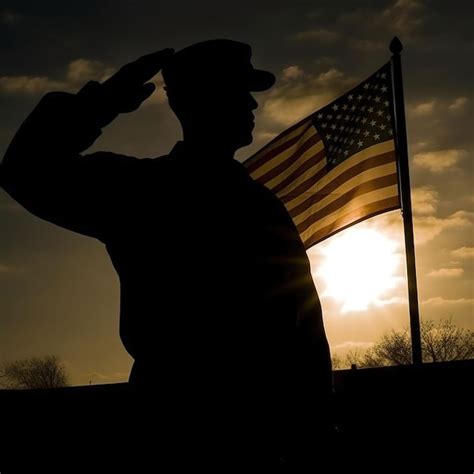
[0,0,472,385]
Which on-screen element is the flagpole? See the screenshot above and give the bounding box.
[390,37,422,365]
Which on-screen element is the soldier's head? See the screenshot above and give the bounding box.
[162,39,275,153]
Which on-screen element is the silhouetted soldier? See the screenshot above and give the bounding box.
[1,40,332,465]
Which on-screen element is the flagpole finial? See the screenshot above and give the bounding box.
[390,37,403,54]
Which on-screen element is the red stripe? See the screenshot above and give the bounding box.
[302,197,400,248]
[244,118,314,172]
[295,173,399,234]
[256,133,322,185]
[286,150,396,216]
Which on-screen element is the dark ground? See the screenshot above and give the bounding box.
[1,360,472,471]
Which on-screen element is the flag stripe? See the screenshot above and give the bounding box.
[277,140,395,203]
[276,156,327,200]
[285,152,396,213]
[250,126,319,180]
[294,173,398,230]
[302,196,401,248]
[245,118,313,173]
[260,137,324,187]
[298,183,399,236]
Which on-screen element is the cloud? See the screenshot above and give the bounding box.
[263,67,355,126]
[292,29,340,43]
[380,0,425,36]
[422,297,474,306]
[282,65,304,81]
[0,76,68,96]
[413,149,467,173]
[414,210,473,244]
[409,100,437,117]
[451,247,474,259]
[411,186,438,215]
[428,268,464,277]
[0,59,115,97]
[66,59,114,83]
[448,97,468,112]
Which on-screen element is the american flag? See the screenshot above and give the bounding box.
[244,62,400,249]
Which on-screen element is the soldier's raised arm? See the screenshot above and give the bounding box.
[0,48,174,241]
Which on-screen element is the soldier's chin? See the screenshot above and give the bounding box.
[236,131,253,149]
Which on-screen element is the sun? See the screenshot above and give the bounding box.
[313,226,402,313]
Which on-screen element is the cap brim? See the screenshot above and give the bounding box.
[248,69,275,91]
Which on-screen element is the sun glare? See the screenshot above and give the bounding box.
[314,227,402,313]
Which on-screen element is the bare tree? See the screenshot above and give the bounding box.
[351,319,474,368]
[331,354,342,370]
[0,355,69,389]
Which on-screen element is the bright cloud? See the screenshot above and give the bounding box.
[409,99,437,116]
[413,149,467,173]
[414,210,473,244]
[428,268,464,277]
[451,247,474,258]
[411,186,439,215]
[282,65,304,81]
[422,297,474,306]
[448,96,468,112]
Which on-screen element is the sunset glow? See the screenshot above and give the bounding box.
[315,227,402,313]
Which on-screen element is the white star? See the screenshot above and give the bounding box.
[321,123,327,128]
[336,114,342,120]
[355,117,360,122]
[364,130,370,137]
[331,124,337,130]
[357,94,363,100]
[379,124,386,130]
[384,100,390,107]
[326,134,332,140]
[381,73,386,79]
[374,96,381,103]
[342,104,348,110]
[351,105,356,112]
[355,128,361,134]
[368,106,374,113]
[349,139,355,145]
[339,125,345,131]
[381,85,388,93]
[361,106,366,111]
[332,104,339,111]
[344,115,349,121]
[344,150,349,156]
[348,94,353,100]
[374,84,379,90]
[327,114,333,120]
[361,118,367,124]
[370,120,377,126]
[389,129,393,135]
[377,110,384,116]
[357,140,363,147]
[363,83,370,89]
[317,113,324,119]
[374,133,380,140]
